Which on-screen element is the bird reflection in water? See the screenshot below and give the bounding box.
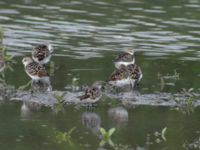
[31,77,52,93]
[108,107,128,127]
[81,112,101,135]
[20,101,42,120]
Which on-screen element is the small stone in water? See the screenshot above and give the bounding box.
[16,139,21,142]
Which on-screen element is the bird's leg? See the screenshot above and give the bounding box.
[130,80,135,89]
[86,103,96,111]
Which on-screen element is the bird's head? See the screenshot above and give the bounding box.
[22,57,33,66]
[125,48,134,55]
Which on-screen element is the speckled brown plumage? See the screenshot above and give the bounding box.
[109,66,129,81]
[108,64,143,87]
[32,44,53,64]
[127,64,143,82]
[25,62,48,78]
[32,45,50,61]
[80,86,101,101]
[114,52,134,62]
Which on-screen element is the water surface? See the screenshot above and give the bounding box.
[0,0,200,149]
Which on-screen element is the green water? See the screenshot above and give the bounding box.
[1,0,200,149]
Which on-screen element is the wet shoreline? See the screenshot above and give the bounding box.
[2,89,199,108]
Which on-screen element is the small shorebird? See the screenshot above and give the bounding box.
[79,81,103,103]
[108,64,143,88]
[32,44,53,64]
[22,57,49,81]
[114,49,135,69]
[108,66,130,87]
[127,64,143,87]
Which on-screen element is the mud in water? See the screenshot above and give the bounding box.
[2,88,199,108]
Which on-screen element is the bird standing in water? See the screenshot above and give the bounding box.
[79,81,103,104]
[108,64,143,88]
[127,64,143,87]
[22,57,49,82]
[108,65,130,87]
[32,44,53,65]
[114,49,135,69]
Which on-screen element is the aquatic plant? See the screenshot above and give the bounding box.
[175,96,195,115]
[0,28,16,99]
[1,47,16,67]
[72,77,79,91]
[0,28,16,68]
[0,75,15,100]
[144,127,167,147]
[99,127,116,147]
[145,133,153,147]
[158,70,180,91]
[0,27,3,46]
[49,61,55,75]
[183,131,200,150]
[154,127,167,143]
[17,80,32,91]
[53,92,66,114]
[55,127,76,145]
[54,92,66,103]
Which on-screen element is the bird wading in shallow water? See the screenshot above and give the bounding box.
[22,57,49,82]
[114,49,135,69]
[79,81,104,104]
[108,64,143,88]
[108,65,130,87]
[32,44,53,65]
[127,64,143,87]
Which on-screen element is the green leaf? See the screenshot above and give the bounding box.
[7,65,14,72]
[100,128,106,135]
[161,127,167,141]
[68,127,76,135]
[99,140,106,147]
[108,128,116,136]
[108,139,115,147]
[18,81,31,90]
[188,88,194,92]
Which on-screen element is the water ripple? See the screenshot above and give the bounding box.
[0,0,199,60]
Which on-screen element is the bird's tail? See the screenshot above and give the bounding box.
[48,44,54,54]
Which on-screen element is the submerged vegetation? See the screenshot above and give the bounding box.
[175,96,195,114]
[99,127,116,147]
[55,127,76,145]
[0,28,16,99]
[72,77,80,91]
[183,131,200,150]
[158,70,180,91]
[53,91,66,114]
